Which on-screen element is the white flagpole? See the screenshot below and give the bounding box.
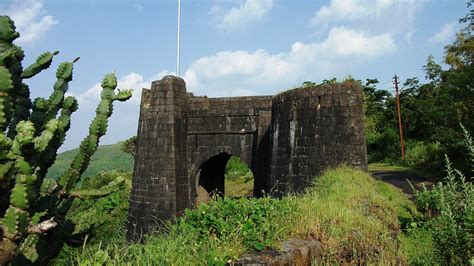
[176,0,181,77]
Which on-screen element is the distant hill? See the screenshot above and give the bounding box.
[46,142,134,180]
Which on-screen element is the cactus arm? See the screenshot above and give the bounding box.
[0,17,29,138]
[8,83,32,133]
[18,234,39,262]
[21,51,59,79]
[0,162,13,180]
[0,66,14,131]
[35,97,78,180]
[29,97,48,132]
[0,16,20,43]
[114,89,132,101]
[59,73,131,194]
[0,49,16,65]
[41,59,78,127]
[4,46,26,138]
[0,132,12,158]
[1,124,43,258]
[33,119,59,152]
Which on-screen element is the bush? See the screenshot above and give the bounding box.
[402,140,443,170]
[411,127,474,264]
[177,196,292,251]
[366,127,400,163]
[65,170,132,244]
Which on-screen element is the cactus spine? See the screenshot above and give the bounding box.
[0,15,132,264]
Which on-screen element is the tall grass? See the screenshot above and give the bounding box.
[288,166,415,264]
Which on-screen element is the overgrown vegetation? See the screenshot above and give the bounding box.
[0,16,131,264]
[403,126,474,265]
[54,166,414,264]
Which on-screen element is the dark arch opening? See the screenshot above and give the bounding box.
[198,152,231,197]
[197,152,254,204]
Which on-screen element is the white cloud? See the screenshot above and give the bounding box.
[429,22,456,43]
[181,27,396,96]
[212,0,273,30]
[404,30,415,45]
[310,0,424,39]
[70,71,173,106]
[133,3,143,11]
[1,0,58,45]
[311,0,394,25]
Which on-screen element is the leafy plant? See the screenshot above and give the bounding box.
[65,171,131,244]
[177,196,292,251]
[412,126,474,264]
[0,15,132,264]
[403,140,442,170]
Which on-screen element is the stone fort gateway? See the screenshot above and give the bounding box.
[126,76,368,240]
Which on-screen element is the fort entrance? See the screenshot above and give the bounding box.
[127,76,367,240]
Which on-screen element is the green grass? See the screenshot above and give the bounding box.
[46,142,133,180]
[288,166,416,264]
[369,162,435,180]
[399,227,437,265]
[368,162,413,172]
[225,156,254,198]
[59,166,415,265]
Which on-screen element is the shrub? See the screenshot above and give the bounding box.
[177,196,292,251]
[65,170,132,244]
[366,127,400,163]
[403,141,443,170]
[411,126,474,264]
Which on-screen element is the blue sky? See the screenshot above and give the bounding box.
[0,0,469,151]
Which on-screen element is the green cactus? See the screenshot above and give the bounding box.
[0,15,132,264]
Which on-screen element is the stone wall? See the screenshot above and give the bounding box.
[269,83,367,196]
[127,76,367,240]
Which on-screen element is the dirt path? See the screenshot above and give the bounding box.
[370,169,436,198]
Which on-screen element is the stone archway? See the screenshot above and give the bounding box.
[126,76,368,241]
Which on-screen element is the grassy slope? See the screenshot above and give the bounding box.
[63,166,415,265]
[46,142,134,180]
